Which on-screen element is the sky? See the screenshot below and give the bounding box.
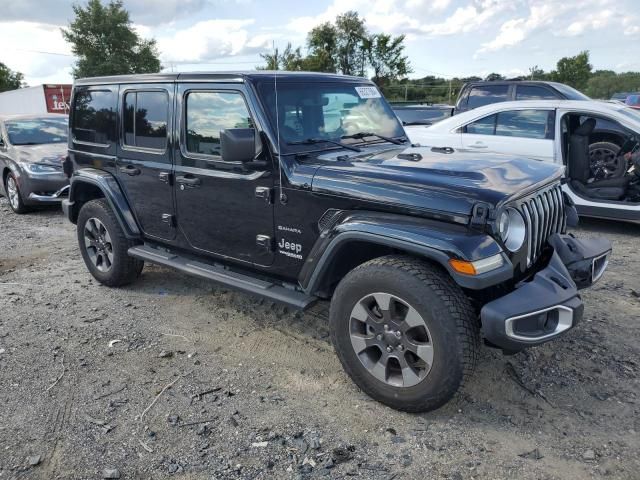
[0,0,638,86]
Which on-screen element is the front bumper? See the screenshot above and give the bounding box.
[480,234,611,352]
[21,173,69,205]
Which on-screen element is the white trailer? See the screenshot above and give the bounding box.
[0,84,71,116]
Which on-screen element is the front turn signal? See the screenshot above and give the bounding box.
[449,254,505,276]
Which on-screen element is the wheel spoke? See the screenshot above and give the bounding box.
[371,292,392,311]
[369,356,388,383]
[403,306,425,329]
[400,363,421,387]
[350,334,376,354]
[408,342,434,366]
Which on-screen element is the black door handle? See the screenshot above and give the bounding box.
[176,175,201,187]
[119,165,141,176]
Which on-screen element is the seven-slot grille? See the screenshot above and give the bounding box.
[519,183,566,267]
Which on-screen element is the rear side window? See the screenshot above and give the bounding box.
[495,110,554,139]
[464,114,496,135]
[467,85,509,109]
[185,91,253,158]
[72,90,116,145]
[515,85,558,100]
[123,91,169,151]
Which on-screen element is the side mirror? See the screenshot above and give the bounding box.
[0,137,5,148]
[220,128,257,163]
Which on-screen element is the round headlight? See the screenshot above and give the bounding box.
[499,208,526,252]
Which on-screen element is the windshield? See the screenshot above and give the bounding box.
[5,117,68,145]
[258,82,405,149]
[551,83,590,100]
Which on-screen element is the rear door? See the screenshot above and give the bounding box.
[116,85,175,240]
[460,109,556,162]
[173,83,275,267]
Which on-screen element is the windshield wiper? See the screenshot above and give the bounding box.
[287,138,361,153]
[341,132,407,145]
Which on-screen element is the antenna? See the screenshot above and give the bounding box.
[273,44,286,204]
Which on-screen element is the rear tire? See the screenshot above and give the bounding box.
[330,255,479,412]
[5,172,30,214]
[77,199,144,286]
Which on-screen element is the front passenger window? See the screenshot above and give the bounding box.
[495,110,553,139]
[185,91,253,158]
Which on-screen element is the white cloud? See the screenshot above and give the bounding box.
[564,9,615,36]
[155,19,272,63]
[0,21,73,85]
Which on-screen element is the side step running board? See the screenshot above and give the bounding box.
[128,245,316,310]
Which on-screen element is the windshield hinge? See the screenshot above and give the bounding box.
[470,202,491,229]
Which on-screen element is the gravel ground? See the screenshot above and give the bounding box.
[0,197,639,480]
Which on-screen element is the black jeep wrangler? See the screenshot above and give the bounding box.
[62,72,611,412]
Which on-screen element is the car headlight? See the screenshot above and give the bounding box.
[498,207,526,252]
[24,163,62,174]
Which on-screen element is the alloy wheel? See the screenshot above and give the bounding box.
[6,176,19,210]
[349,292,434,388]
[84,217,114,272]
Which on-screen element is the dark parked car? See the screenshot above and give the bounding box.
[392,103,454,126]
[62,72,610,412]
[455,80,590,113]
[455,80,626,161]
[0,114,69,214]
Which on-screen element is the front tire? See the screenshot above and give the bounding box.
[330,255,479,412]
[5,173,30,214]
[77,199,144,286]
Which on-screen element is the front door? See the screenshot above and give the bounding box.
[116,84,175,240]
[461,109,556,162]
[173,83,275,267]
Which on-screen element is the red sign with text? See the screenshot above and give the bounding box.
[44,84,72,114]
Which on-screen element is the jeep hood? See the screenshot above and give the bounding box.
[311,146,564,217]
[10,143,68,165]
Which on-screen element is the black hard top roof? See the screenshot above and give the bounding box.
[74,71,371,86]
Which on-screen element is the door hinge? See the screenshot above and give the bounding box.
[256,234,273,252]
[255,186,273,204]
[161,213,176,227]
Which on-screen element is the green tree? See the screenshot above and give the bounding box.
[550,50,592,91]
[366,33,411,85]
[258,43,306,71]
[334,11,367,76]
[528,65,547,80]
[0,62,25,92]
[62,0,161,78]
[484,73,505,81]
[306,22,339,73]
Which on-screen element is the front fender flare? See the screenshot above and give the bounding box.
[67,168,141,238]
[300,211,513,293]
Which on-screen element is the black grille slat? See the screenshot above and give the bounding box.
[518,183,565,267]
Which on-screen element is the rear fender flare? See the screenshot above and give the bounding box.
[68,169,140,239]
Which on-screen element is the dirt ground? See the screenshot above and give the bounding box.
[0,197,638,480]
